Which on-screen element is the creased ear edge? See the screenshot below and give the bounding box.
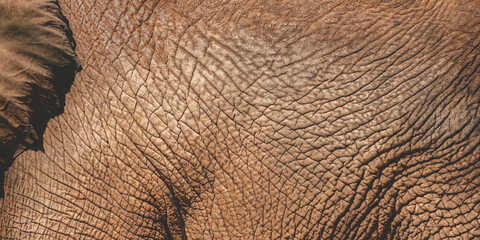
[0,0,81,197]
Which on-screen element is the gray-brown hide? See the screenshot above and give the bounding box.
[1,0,480,239]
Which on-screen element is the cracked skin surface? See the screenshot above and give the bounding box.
[1,0,480,239]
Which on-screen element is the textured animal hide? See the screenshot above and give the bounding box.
[0,0,79,178]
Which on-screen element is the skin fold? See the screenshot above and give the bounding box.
[1,0,480,239]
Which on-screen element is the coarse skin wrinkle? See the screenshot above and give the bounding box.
[1,0,480,239]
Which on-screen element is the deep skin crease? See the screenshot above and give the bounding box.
[1,0,480,239]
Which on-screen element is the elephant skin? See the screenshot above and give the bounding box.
[1,0,480,239]
[0,0,80,196]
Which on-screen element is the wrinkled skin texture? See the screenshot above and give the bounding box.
[1,0,480,239]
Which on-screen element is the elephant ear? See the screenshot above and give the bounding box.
[0,1,80,173]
